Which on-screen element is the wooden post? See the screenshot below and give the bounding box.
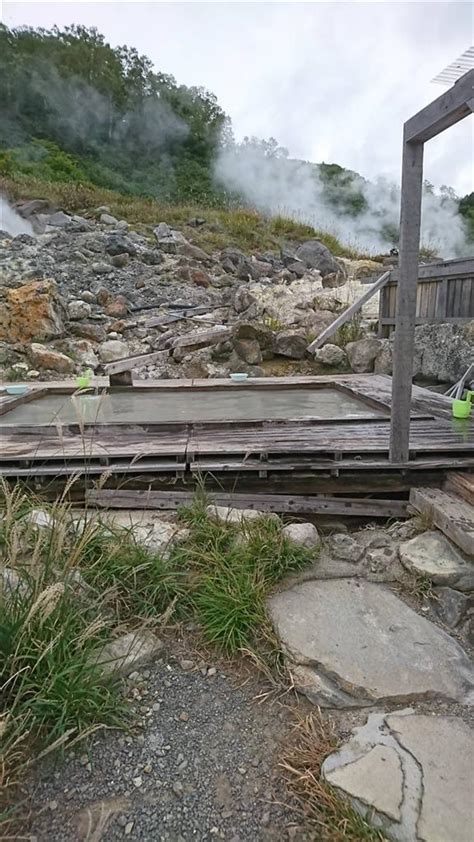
[389,137,424,463]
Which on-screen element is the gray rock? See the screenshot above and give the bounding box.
[281,522,321,550]
[68,300,92,320]
[432,587,472,628]
[98,339,129,363]
[274,332,307,360]
[105,233,137,257]
[345,338,383,373]
[374,339,393,375]
[326,533,363,562]
[415,322,474,384]
[206,505,279,525]
[92,261,113,275]
[233,338,262,365]
[89,630,163,677]
[399,531,474,591]
[46,211,71,228]
[233,321,274,350]
[314,344,347,367]
[323,710,474,842]
[79,290,96,304]
[100,213,119,226]
[268,578,474,707]
[295,240,346,283]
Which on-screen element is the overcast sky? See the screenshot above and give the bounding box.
[3,1,473,194]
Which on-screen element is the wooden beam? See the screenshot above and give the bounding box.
[404,69,474,142]
[307,271,390,352]
[390,139,424,463]
[409,487,474,556]
[444,472,474,506]
[103,349,169,375]
[86,488,408,518]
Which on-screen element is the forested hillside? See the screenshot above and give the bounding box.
[0,23,472,248]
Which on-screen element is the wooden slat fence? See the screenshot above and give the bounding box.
[364,257,474,337]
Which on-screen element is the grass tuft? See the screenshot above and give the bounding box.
[280,711,389,841]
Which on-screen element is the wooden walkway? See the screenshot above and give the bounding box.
[1,376,473,491]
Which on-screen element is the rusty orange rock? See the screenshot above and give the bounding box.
[0,280,65,343]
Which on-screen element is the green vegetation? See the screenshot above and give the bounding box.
[0,483,314,819]
[0,172,364,257]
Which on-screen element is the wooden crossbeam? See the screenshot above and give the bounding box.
[307,271,390,352]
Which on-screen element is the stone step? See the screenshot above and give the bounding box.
[409,487,474,557]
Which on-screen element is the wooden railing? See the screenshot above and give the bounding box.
[363,257,474,337]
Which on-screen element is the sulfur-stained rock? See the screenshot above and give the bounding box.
[0,280,65,343]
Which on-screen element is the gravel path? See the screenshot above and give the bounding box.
[24,646,312,841]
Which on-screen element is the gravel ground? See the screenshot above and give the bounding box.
[23,646,313,842]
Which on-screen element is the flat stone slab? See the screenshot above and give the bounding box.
[399,531,474,591]
[268,578,474,707]
[322,710,474,842]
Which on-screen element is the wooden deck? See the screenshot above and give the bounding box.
[1,376,473,499]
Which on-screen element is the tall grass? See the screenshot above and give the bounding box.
[0,484,316,818]
[0,173,366,258]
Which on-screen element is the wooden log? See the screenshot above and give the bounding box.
[307,271,391,352]
[409,487,474,556]
[444,472,474,506]
[87,488,408,518]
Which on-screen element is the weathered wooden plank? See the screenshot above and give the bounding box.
[404,68,474,142]
[390,137,424,463]
[103,349,170,375]
[172,327,231,350]
[444,472,474,506]
[409,487,474,556]
[87,488,408,518]
[307,271,390,352]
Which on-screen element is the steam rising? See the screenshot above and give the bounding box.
[0,197,34,236]
[215,144,469,257]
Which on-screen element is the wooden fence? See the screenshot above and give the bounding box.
[367,257,474,337]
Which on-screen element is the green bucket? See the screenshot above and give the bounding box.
[452,390,473,419]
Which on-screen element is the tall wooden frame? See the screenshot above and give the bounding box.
[390,69,474,462]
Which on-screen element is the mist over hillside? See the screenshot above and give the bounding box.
[1,23,472,256]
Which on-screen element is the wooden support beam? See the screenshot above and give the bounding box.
[86,488,408,518]
[103,349,170,376]
[409,487,474,556]
[390,138,424,463]
[307,271,390,352]
[404,68,474,142]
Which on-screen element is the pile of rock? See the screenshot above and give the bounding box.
[1,199,472,384]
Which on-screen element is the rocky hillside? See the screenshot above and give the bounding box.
[0,198,472,384]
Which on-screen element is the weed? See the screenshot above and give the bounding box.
[280,711,388,841]
[3,368,23,383]
[332,312,365,347]
[407,572,434,601]
[173,501,313,658]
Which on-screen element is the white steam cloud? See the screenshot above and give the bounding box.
[0,197,34,237]
[215,144,469,257]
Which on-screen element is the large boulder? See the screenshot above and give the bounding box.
[346,338,383,373]
[295,240,347,286]
[315,344,347,367]
[28,343,74,373]
[98,339,129,363]
[414,323,474,383]
[233,338,262,365]
[274,331,307,360]
[0,280,65,343]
